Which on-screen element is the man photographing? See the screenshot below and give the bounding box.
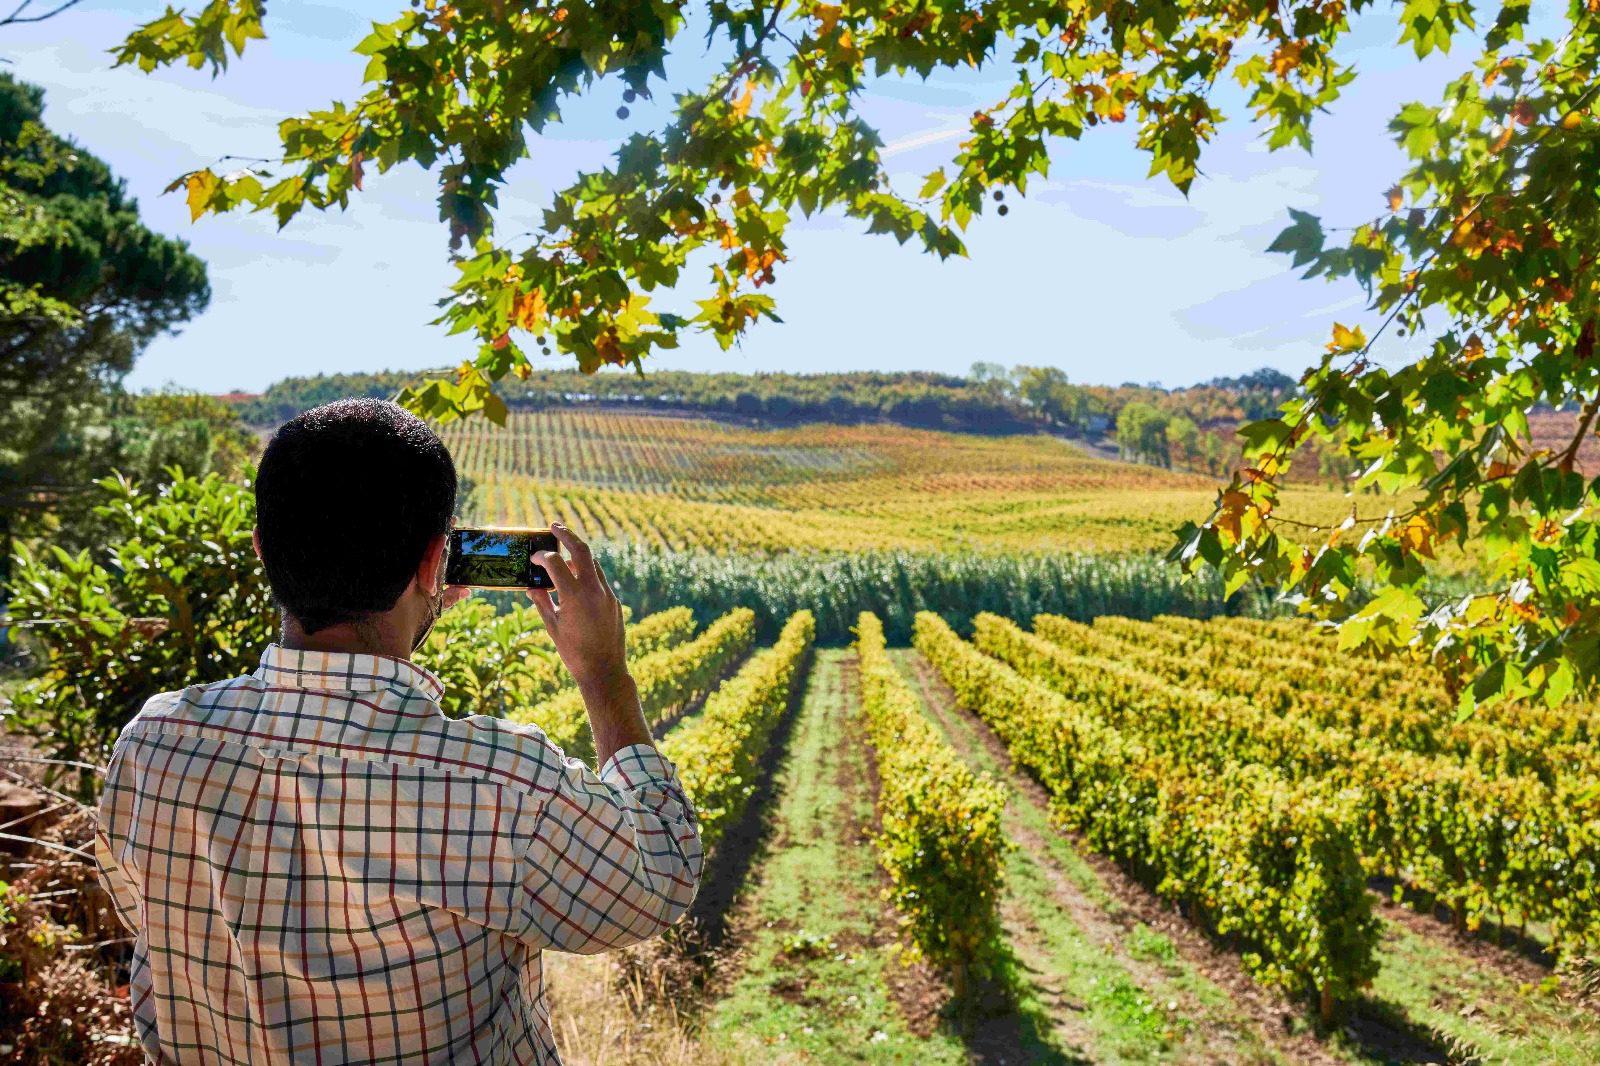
[93,398,704,1064]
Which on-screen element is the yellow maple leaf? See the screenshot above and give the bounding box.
[1398,514,1436,558]
[813,3,841,35]
[184,169,220,222]
[1327,322,1366,353]
[733,79,755,119]
[1215,489,1251,542]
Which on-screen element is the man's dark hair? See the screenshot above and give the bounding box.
[256,399,456,634]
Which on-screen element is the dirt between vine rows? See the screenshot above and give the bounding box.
[604,650,812,1016]
[899,652,1358,1066]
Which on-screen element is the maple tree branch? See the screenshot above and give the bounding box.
[1265,506,1423,532]
[0,0,83,27]
[1227,189,1496,509]
[1554,394,1600,474]
[692,0,787,119]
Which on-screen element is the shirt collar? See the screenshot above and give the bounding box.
[254,643,446,702]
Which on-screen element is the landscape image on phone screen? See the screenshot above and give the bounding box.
[454,530,528,587]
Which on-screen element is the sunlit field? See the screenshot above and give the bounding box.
[6,401,1596,1066]
[444,409,1361,554]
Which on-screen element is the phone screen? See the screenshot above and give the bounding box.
[445,528,559,589]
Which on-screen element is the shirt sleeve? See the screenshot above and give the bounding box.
[93,829,141,936]
[516,742,704,953]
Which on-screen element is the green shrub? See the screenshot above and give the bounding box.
[5,471,272,795]
[416,600,565,718]
[418,603,699,719]
[513,607,755,762]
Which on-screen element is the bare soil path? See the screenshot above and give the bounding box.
[697,649,972,1064]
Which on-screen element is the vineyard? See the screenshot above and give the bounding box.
[456,604,1599,1064]
[17,0,1600,1055]
[3,412,1596,1065]
[440,409,1362,555]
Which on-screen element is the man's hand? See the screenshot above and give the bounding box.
[527,523,650,764]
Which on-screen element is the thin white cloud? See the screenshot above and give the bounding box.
[882,123,967,158]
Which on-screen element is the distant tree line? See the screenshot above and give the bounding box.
[231,363,1318,467]
[231,367,1050,433]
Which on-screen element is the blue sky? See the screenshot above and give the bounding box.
[4,2,1477,391]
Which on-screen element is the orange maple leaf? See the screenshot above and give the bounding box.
[511,288,548,330]
[1398,514,1436,558]
[1269,40,1303,77]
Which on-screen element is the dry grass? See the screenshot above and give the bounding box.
[545,946,738,1066]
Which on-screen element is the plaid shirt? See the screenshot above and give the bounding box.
[94,644,703,1065]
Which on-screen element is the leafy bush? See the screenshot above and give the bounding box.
[855,612,1008,997]
[5,471,271,795]
[624,606,698,659]
[419,603,699,719]
[416,600,566,718]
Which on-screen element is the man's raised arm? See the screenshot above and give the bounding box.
[517,522,703,950]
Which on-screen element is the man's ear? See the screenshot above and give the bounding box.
[252,528,264,562]
[417,531,448,592]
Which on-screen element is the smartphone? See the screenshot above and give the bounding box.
[446,527,559,589]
